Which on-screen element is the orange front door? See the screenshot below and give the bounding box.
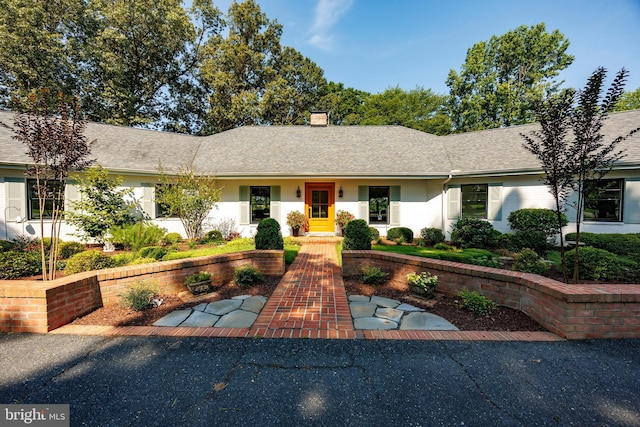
[305,183,335,233]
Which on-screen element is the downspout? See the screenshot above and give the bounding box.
[441,170,461,235]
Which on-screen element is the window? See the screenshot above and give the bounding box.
[584,179,623,222]
[369,186,389,223]
[461,184,488,219]
[27,179,63,220]
[251,186,270,223]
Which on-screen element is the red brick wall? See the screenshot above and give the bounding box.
[0,250,284,333]
[343,250,640,339]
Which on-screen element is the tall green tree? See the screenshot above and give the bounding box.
[360,86,452,135]
[200,0,326,133]
[447,23,574,132]
[319,82,368,125]
[612,88,640,112]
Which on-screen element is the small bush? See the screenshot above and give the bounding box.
[254,218,284,250]
[65,250,116,275]
[502,230,552,256]
[119,280,160,311]
[512,248,549,275]
[163,232,183,245]
[0,250,42,279]
[111,253,137,267]
[508,208,566,235]
[200,230,223,244]
[407,271,438,295]
[11,236,40,252]
[111,222,166,251]
[138,246,167,260]
[386,227,414,243]
[128,257,158,266]
[419,227,445,246]
[185,271,212,285]
[234,265,264,287]
[458,289,498,316]
[369,227,380,242]
[469,255,503,268]
[565,246,631,281]
[343,219,372,250]
[57,241,84,259]
[450,217,500,249]
[361,265,388,285]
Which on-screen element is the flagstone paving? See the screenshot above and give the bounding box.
[53,241,563,341]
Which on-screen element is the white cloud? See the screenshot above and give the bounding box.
[308,0,354,50]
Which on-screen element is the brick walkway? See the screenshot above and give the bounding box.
[52,241,562,341]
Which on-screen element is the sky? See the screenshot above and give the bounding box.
[213,0,640,95]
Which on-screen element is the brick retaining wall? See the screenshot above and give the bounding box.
[343,250,640,339]
[0,250,284,333]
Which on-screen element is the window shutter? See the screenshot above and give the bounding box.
[389,185,401,226]
[239,186,250,225]
[270,186,281,224]
[624,178,640,223]
[358,185,369,223]
[488,183,502,221]
[141,183,155,219]
[447,185,461,219]
[65,179,81,216]
[4,177,25,221]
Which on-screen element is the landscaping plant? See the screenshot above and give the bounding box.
[185,271,212,285]
[234,265,264,287]
[419,227,445,246]
[387,227,414,243]
[343,219,372,250]
[119,280,160,311]
[361,265,388,285]
[406,271,438,297]
[458,289,498,316]
[450,217,500,249]
[255,218,284,250]
[335,210,355,233]
[512,248,549,275]
[64,250,116,275]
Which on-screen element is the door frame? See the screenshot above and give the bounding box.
[304,182,335,233]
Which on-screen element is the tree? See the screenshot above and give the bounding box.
[360,86,452,135]
[521,68,639,282]
[612,88,640,112]
[319,82,368,125]
[67,166,139,243]
[5,90,94,280]
[155,164,222,240]
[200,0,326,133]
[447,23,574,132]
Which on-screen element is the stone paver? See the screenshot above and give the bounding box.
[216,310,259,328]
[349,302,377,318]
[375,307,404,324]
[204,299,243,315]
[180,310,219,327]
[370,296,400,308]
[354,317,398,330]
[400,312,458,331]
[240,296,267,313]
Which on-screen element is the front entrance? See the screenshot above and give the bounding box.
[305,183,335,233]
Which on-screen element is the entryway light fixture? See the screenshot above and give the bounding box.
[296,186,301,198]
[339,186,344,198]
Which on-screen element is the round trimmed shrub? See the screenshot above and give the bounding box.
[565,246,631,281]
[386,227,414,243]
[254,218,284,250]
[508,208,566,235]
[200,230,223,244]
[450,217,500,249]
[512,248,549,275]
[0,250,42,279]
[420,227,445,246]
[501,230,552,256]
[343,219,372,250]
[163,232,183,245]
[57,241,85,259]
[65,250,116,275]
[369,227,380,242]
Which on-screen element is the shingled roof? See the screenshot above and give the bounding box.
[1,109,639,178]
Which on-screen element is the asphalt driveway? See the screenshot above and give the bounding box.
[1,334,638,426]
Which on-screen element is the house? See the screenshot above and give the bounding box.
[1,109,640,242]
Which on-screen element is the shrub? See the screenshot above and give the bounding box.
[111,253,137,267]
[0,240,13,252]
[10,236,40,252]
[502,230,553,256]
[512,248,549,275]
[458,289,497,316]
[111,222,166,251]
[508,208,566,236]
[419,227,445,246]
[128,257,158,265]
[343,219,372,250]
[406,271,438,296]
[286,210,307,230]
[138,246,167,260]
[163,232,183,245]
[0,250,42,279]
[200,230,223,244]
[234,265,264,287]
[469,255,503,268]
[335,210,355,231]
[361,265,388,285]
[450,217,500,249]
[254,218,284,250]
[434,242,458,251]
[119,280,160,311]
[386,227,414,243]
[65,250,116,275]
[565,232,640,257]
[57,241,84,259]
[369,227,380,242]
[565,246,632,281]
[185,271,212,285]
[207,217,238,240]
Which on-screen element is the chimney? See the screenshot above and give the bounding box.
[310,111,328,127]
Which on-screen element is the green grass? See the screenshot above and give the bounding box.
[283,237,301,265]
[371,244,497,263]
